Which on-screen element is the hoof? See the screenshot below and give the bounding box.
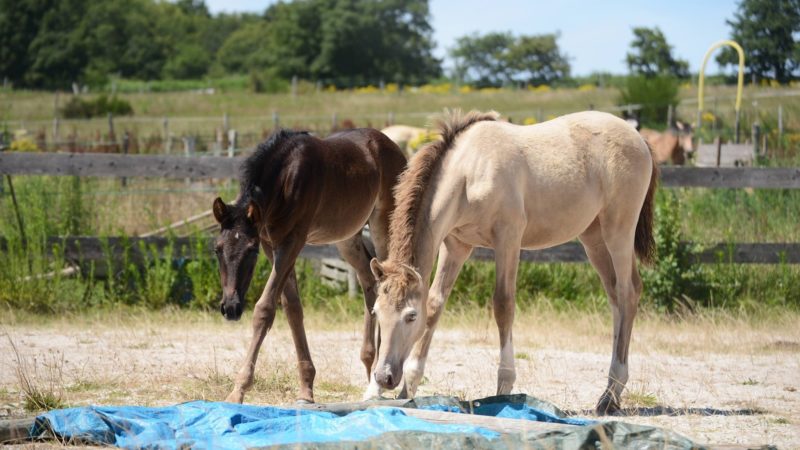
[595,393,621,416]
[296,398,315,405]
[225,391,245,404]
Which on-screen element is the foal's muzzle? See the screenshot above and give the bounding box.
[221,293,243,321]
[374,364,401,390]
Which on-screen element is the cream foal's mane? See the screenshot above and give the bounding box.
[387,109,499,269]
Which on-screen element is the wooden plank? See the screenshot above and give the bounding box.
[2,152,800,188]
[659,167,800,188]
[285,399,572,434]
[695,143,754,167]
[0,418,34,443]
[0,152,242,179]
[399,407,571,435]
[1,237,799,265]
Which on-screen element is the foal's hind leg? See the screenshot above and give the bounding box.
[400,235,473,399]
[492,225,524,396]
[335,232,380,380]
[580,218,641,415]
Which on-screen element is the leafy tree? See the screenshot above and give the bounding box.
[450,32,569,87]
[507,33,570,85]
[0,0,57,87]
[625,27,689,79]
[309,0,440,84]
[20,0,89,89]
[450,32,515,87]
[716,0,800,83]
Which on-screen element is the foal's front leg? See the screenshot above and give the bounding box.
[279,267,316,403]
[226,239,305,404]
[400,236,472,399]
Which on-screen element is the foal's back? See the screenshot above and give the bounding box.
[436,111,652,249]
[303,129,406,244]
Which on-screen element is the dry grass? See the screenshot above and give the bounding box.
[1,306,799,447]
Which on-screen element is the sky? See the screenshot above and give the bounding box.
[204,0,739,76]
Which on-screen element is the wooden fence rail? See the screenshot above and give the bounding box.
[1,237,798,265]
[2,152,800,188]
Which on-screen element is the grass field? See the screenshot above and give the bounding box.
[3,84,800,145]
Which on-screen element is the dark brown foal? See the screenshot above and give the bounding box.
[212,128,406,403]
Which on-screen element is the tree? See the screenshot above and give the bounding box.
[307,0,440,85]
[450,32,514,87]
[625,27,689,79]
[716,0,800,83]
[507,33,570,85]
[449,32,569,87]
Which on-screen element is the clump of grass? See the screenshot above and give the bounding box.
[514,352,530,360]
[623,387,659,408]
[6,335,66,412]
[742,378,759,386]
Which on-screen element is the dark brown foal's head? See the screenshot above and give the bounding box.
[212,190,263,321]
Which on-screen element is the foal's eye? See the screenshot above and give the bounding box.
[405,311,418,323]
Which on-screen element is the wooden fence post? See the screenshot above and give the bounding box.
[52,117,59,149]
[227,130,237,158]
[163,117,170,154]
[752,123,760,160]
[121,132,130,187]
[214,128,223,157]
[107,113,116,151]
[331,112,337,131]
[778,104,783,150]
[667,104,674,128]
[183,136,195,185]
[272,112,280,130]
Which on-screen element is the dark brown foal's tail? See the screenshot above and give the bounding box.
[635,143,659,266]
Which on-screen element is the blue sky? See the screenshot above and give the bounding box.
[204,0,739,76]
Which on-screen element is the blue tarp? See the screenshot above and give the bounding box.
[31,401,499,449]
[31,396,702,449]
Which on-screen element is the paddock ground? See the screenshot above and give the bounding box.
[1,308,798,448]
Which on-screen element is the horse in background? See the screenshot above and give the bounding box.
[640,121,694,165]
[381,125,437,158]
[212,128,406,404]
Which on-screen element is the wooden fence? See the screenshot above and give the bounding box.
[2,152,800,188]
[2,152,800,264]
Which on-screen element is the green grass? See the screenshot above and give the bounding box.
[1,85,800,316]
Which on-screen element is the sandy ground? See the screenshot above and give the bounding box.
[1,309,799,448]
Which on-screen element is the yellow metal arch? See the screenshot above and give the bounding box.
[697,40,745,116]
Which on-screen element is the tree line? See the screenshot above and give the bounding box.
[0,0,797,90]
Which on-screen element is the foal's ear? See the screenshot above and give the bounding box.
[370,258,385,282]
[246,186,265,223]
[212,197,228,224]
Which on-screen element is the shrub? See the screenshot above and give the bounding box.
[60,95,134,119]
[618,75,678,127]
[642,191,704,312]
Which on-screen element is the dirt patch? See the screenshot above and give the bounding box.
[1,310,799,448]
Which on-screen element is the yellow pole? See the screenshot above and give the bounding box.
[697,40,745,141]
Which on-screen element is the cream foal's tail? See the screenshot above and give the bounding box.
[634,143,659,266]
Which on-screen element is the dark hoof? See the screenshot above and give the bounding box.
[595,394,621,416]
